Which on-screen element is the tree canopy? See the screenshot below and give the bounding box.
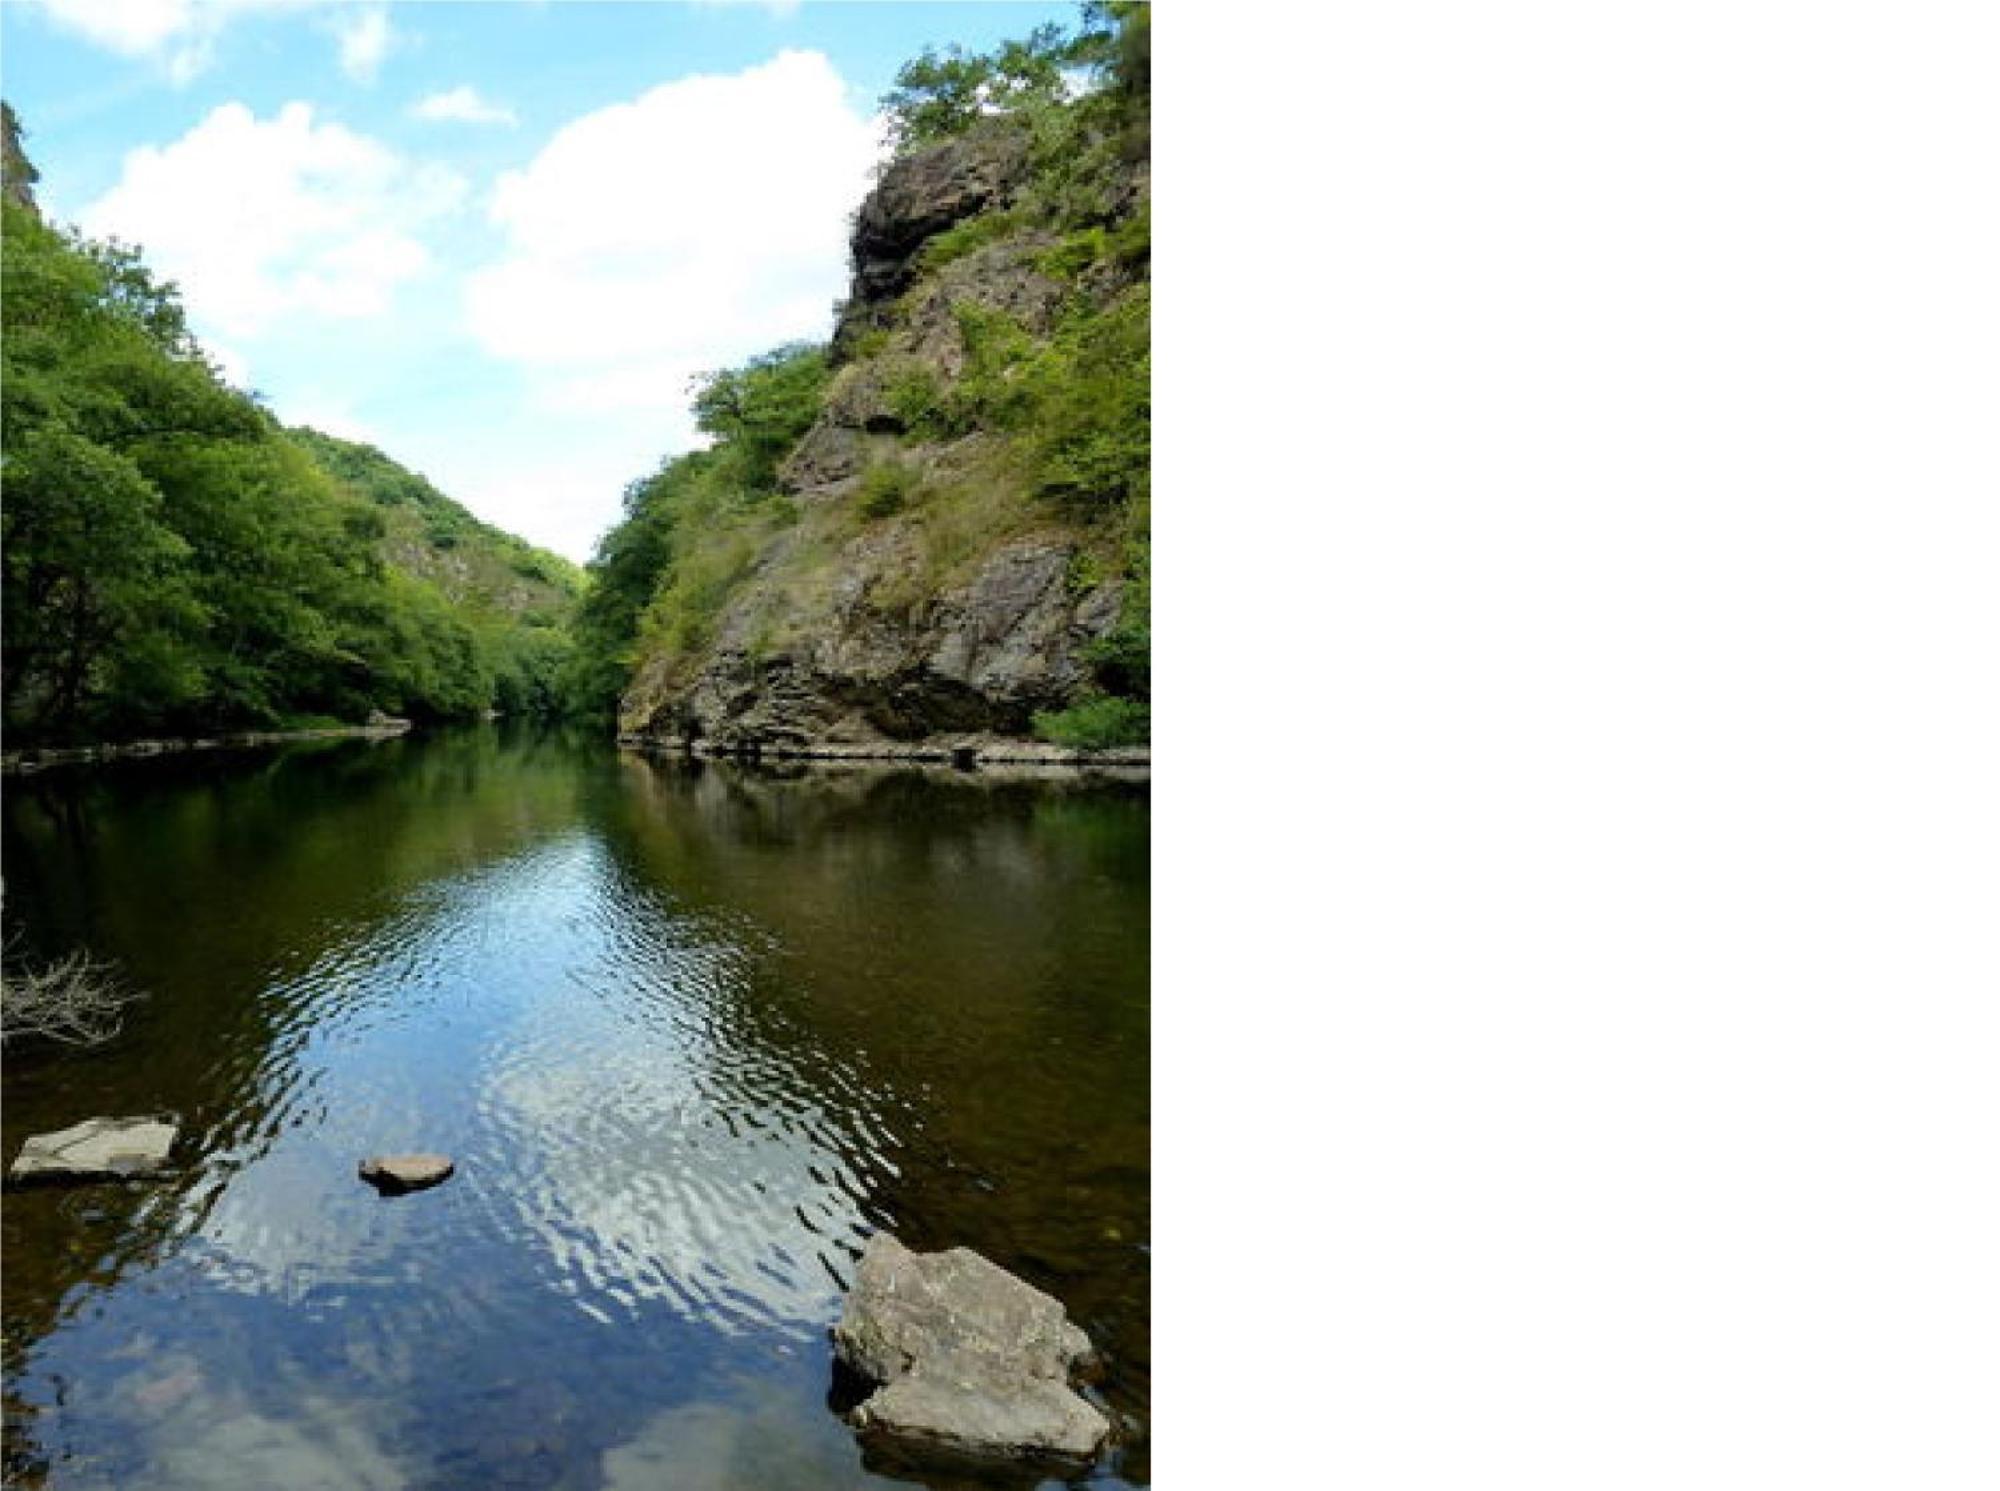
[0,185,579,744]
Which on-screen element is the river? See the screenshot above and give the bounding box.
[1,727,1149,1489]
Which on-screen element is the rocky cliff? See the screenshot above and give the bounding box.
[614,72,1149,762]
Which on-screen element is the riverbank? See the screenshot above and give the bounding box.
[1,720,412,776]
[615,732,1150,770]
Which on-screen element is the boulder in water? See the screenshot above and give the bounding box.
[358,1154,454,1195]
[830,1232,1109,1463]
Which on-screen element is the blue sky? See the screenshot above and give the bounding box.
[1,0,1075,560]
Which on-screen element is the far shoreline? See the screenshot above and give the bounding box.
[1,720,413,776]
[615,732,1150,773]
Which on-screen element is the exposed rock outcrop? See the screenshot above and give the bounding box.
[834,121,1033,355]
[831,1232,1110,1464]
[9,1117,177,1184]
[622,526,1121,753]
[617,78,1147,761]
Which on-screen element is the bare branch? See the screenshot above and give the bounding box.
[0,944,144,1047]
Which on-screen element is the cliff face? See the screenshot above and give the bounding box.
[617,111,1149,759]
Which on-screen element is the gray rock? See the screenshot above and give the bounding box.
[831,1232,1109,1464]
[621,528,1118,752]
[778,421,871,496]
[358,1154,454,1195]
[838,122,1032,341]
[9,1116,178,1184]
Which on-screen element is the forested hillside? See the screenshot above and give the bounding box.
[575,2,1150,755]
[0,111,578,746]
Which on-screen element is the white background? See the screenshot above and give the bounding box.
[1153,2,2000,1484]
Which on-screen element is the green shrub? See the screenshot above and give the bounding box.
[846,326,891,361]
[929,290,1149,511]
[884,362,953,439]
[1026,287,1149,508]
[1065,550,1106,595]
[920,210,1026,272]
[859,460,919,519]
[1032,695,1149,749]
[1042,206,1150,280]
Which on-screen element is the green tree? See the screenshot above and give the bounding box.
[1,171,582,739]
[1,425,197,735]
[881,23,1089,153]
[688,342,830,493]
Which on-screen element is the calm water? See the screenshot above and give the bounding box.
[0,728,1149,1490]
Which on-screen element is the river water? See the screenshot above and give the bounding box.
[0,728,1149,1490]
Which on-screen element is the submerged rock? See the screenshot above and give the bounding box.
[358,1154,454,1195]
[830,1232,1109,1464]
[9,1116,178,1185]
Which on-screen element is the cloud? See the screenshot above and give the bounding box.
[21,0,202,58]
[203,337,251,389]
[80,101,465,341]
[328,3,393,84]
[282,398,386,448]
[463,49,883,419]
[407,439,679,563]
[19,0,385,85]
[411,86,517,127]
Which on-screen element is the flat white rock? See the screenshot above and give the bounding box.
[9,1117,177,1183]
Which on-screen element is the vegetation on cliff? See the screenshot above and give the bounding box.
[0,117,579,745]
[572,2,1151,750]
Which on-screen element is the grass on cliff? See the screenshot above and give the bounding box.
[1032,696,1148,749]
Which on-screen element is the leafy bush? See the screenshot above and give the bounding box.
[1024,287,1149,508]
[846,326,892,361]
[859,460,919,519]
[1032,695,1149,749]
[884,362,952,439]
[918,290,1149,511]
[1038,203,1150,280]
[920,209,1026,272]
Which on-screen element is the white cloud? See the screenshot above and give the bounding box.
[203,337,251,389]
[23,0,201,57]
[21,0,386,85]
[464,49,883,418]
[411,86,517,127]
[80,102,466,341]
[281,398,386,448]
[414,437,679,563]
[327,3,392,84]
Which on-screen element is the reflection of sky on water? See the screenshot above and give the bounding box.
[16,827,894,1487]
[176,829,882,1337]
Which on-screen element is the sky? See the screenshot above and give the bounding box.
[0,0,1075,561]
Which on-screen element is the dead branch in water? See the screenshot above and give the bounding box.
[0,943,144,1047]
